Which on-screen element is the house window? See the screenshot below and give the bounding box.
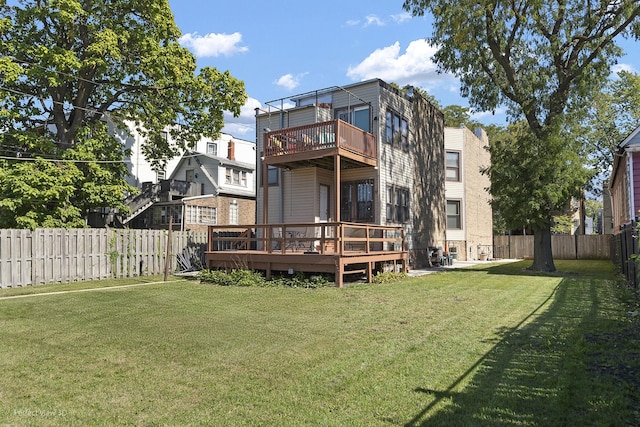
[446,151,461,181]
[152,205,181,225]
[386,186,410,223]
[229,200,239,225]
[186,206,217,224]
[447,200,462,229]
[385,109,409,150]
[268,166,278,186]
[336,105,370,132]
[156,170,166,181]
[341,180,374,222]
[225,168,247,187]
[206,142,218,156]
[260,165,279,187]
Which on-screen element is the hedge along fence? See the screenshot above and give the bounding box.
[493,234,611,260]
[0,228,208,288]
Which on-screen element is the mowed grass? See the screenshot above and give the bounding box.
[1,260,638,426]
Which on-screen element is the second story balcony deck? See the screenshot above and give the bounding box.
[263,119,377,170]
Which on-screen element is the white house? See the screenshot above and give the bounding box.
[444,126,493,260]
[113,120,255,187]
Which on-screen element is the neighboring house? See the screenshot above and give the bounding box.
[122,138,256,232]
[602,180,614,234]
[113,120,253,188]
[609,124,640,233]
[444,126,493,260]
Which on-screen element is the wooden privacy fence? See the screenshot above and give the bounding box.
[0,228,208,288]
[493,234,611,260]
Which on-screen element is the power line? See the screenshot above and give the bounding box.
[0,152,203,164]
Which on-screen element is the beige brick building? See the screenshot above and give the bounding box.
[444,126,493,261]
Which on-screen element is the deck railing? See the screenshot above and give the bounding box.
[263,120,377,159]
[207,222,404,255]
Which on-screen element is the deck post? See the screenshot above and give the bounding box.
[335,259,344,288]
[262,158,269,225]
[334,155,341,222]
[367,261,373,283]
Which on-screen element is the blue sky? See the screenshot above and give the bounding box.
[168,1,640,140]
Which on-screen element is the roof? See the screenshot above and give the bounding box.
[198,152,255,170]
[619,123,640,150]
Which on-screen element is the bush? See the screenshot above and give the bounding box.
[198,269,265,287]
[371,271,408,284]
[198,269,332,288]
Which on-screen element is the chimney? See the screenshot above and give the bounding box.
[227,139,235,161]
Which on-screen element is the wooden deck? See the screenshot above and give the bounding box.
[205,222,408,287]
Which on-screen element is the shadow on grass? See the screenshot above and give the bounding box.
[453,259,617,279]
[404,272,640,426]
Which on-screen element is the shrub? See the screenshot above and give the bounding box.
[198,269,265,287]
[198,270,332,288]
[371,271,408,284]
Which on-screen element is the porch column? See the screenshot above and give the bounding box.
[334,155,341,222]
[262,161,269,224]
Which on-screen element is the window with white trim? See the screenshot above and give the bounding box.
[225,168,247,187]
[447,200,462,229]
[446,151,461,181]
[185,206,217,225]
[229,200,239,225]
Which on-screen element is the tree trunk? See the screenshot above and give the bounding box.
[531,225,556,272]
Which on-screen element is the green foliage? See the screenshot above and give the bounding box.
[371,271,408,284]
[551,214,574,235]
[486,121,589,233]
[403,0,640,270]
[0,0,247,228]
[198,269,266,287]
[578,70,640,194]
[198,269,332,288]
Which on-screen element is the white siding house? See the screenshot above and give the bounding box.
[444,126,493,260]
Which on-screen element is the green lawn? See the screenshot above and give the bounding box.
[1,261,638,426]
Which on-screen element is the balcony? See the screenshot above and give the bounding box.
[263,119,377,170]
[159,179,203,199]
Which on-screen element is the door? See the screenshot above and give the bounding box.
[319,184,329,221]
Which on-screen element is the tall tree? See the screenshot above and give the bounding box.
[404,0,640,271]
[580,70,640,194]
[0,0,246,229]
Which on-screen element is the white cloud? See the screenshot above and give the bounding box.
[274,73,308,91]
[390,12,412,24]
[470,108,506,120]
[347,39,454,88]
[364,15,385,27]
[178,32,248,58]
[221,97,261,138]
[612,63,635,74]
[345,19,360,27]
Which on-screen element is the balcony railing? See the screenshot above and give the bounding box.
[263,120,376,160]
[160,179,203,198]
[207,222,405,255]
